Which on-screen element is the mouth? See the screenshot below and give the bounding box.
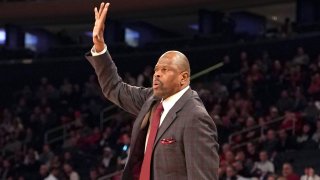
[153,80,161,89]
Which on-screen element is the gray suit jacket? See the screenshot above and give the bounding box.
[86,51,219,180]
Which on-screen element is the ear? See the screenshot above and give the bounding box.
[180,71,189,85]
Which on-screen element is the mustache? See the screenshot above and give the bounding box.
[153,78,162,84]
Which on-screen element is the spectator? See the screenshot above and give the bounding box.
[312,120,320,146]
[281,111,301,132]
[292,47,309,66]
[251,151,275,177]
[301,167,320,180]
[50,155,62,170]
[99,127,112,148]
[281,163,299,180]
[39,144,54,166]
[232,161,251,178]
[308,73,320,98]
[101,147,117,173]
[222,150,235,166]
[63,129,80,149]
[249,63,263,83]
[97,165,107,178]
[24,148,41,175]
[292,87,307,111]
[240,51,250,75]
[288,65,302,87]
[116,133,130,169]
[136,66,153,87]
[44,167,60,180]
[89,168,99,180]
[245,142,259,169]
[23,127,34,146]
[234,150,246,162]
[276,90,294,113]
[296,123,318,149]
[83,75,102,98]
[244,116,258,140]
[277,129,297,151]
[222,166,238,180]
[220,143,232,162]
[37,164,49,180]
[0,159,14,179]
[211,80,229,103]
[269,60,283,85]
[63,163,80,180]
[78,126,101,148]
[62,151,75,167]
[60,78,74,101]
[266,174,278,180]
[266,106,280,122]
[260,129,279,157]
[304,100,320,121]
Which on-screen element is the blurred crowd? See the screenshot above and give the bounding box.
[204,47,320,180]
[0,46,320,179]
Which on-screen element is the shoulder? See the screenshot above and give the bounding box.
[179,90,215,129]
[183,90,210,117]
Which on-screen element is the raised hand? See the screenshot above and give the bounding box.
[93,2,110,53]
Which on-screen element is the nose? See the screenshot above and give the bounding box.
[154,70,161,78]
[154,73,160,78]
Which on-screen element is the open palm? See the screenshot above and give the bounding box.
[93,2,109,52]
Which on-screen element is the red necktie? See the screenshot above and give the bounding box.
[139,102,164,180]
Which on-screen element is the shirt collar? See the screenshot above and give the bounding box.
[162,86,190,112]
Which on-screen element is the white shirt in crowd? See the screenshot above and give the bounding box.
[70,171,80,180]
[252,160,275,174]
[301,174,320,180]
[44,174,58,180]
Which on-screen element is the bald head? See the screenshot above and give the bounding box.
[160,50,191,75]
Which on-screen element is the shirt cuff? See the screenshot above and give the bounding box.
[91,44,107,56]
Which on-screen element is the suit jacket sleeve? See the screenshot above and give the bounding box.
[85,51,153,116]
[183,107,219,180]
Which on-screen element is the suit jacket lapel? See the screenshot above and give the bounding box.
[130,96,159,150]
[154,88,193,146]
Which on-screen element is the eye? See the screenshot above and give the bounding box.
[161,68,167,72]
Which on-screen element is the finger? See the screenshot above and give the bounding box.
[98,2,105,18]
[94,7,98,20]
[101,3,110,23]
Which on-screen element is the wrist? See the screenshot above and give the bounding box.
[94,43,105,53]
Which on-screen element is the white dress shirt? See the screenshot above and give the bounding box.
[91,45,107,56]
[159,85,189,126]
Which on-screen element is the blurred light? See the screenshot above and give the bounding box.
[85,31,93,37]
[271,16,278,21]
[25,32,38,51]
[125,28,139,47]
[122,145,128,151]
[22,59,33,64]
[189,24,199,31]
[0,28,6,45]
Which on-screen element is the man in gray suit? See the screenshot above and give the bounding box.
[86,2,219,180]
